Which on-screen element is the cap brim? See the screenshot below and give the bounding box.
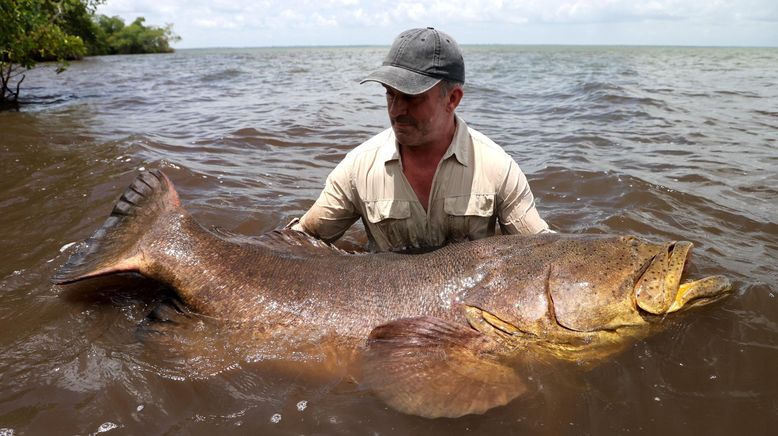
[360,65,441,95]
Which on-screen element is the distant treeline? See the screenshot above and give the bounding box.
[82,15,180,56]
[2,0,180,109]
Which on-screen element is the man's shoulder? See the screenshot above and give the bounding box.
[347,128,394,159]
[465,125,512,160]
[331,128,394,177]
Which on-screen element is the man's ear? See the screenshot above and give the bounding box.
[447,87,464,113]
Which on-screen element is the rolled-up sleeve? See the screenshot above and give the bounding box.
[294,160,360,242]
[496,159,552,235]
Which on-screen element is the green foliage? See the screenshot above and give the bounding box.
[90,14,122,54]
[1,0,100,108]
[1,0,180,109]
[93,15,181,55]
[0,0,96,66]
[55,0,102,56]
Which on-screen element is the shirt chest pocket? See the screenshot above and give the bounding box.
[363,200,418,250]
[443,194,496,241]
[444,194,495,217]
[365,200,411,223]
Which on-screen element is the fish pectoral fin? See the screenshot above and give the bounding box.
[362,316,526,419]
[135,298,239,378]
[136,297,197,342]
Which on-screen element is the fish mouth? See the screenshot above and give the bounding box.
[667,275,732,312]
[635,241,732,315]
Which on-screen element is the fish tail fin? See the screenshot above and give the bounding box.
[51,170,181,284]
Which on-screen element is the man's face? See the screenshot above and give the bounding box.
[384,83,452,148]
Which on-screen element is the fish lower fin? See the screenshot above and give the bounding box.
[51,170,181,284]
[362,316,526,419]
[136,298,240,378]
[136,297,198,345]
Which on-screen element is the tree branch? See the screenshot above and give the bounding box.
[1,63,10,100]
[13,74,25,101]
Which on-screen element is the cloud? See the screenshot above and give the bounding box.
[96,0,778,47]
[192,16,245,30]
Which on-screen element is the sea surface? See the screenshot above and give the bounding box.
[1,45,777,435]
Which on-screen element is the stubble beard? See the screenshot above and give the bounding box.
[391,116,431,148]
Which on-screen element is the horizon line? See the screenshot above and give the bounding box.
[172,42,778,50]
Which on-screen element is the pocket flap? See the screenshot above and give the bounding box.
[365,200,411,223]
[444,194,495,217]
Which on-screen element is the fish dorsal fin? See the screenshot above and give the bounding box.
[254,228,357,256]
[52,170,180,284]
[362,316,526,418]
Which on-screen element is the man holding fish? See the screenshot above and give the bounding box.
[292,27,552,251]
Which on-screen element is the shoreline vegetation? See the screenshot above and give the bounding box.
[1,0,180,110]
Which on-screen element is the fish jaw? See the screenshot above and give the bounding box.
[635,241,731,314]
[666,275,732,313]
[462,304,651,366]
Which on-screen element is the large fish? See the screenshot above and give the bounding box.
[52,170,731,418]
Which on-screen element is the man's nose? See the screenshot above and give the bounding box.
[387,94,407,116]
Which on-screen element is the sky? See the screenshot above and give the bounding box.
[96,0,778,49]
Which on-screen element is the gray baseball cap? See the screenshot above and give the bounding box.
[361,27,465,95]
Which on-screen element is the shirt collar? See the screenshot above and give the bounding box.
[380,115,471,167]
[445,115,471,167]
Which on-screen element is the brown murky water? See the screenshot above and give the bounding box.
[1,46,777,434]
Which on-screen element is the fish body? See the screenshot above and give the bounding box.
[52,170,732,418]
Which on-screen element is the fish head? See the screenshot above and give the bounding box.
[511,235,732,334]
[465,235,732,364]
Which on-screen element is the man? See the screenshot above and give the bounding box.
[292,27,551,251]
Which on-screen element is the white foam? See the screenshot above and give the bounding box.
[59,242,77,253]
[96,422,118,433]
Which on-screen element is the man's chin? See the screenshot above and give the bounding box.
[395,137,422,148]
[392,128,416,144]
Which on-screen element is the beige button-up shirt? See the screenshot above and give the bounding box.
[295,116,551,251]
